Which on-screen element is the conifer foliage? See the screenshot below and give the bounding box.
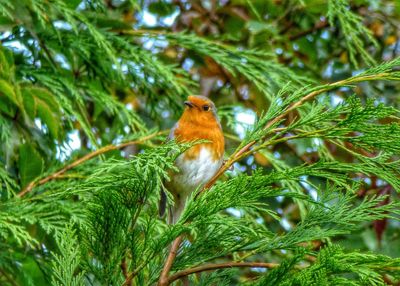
[0,0,400,285]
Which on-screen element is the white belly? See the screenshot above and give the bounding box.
[169,147,222,197]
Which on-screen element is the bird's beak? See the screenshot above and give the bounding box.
[184,101,194,108]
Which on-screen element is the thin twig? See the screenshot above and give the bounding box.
[123,255,158,286]
[18,131,166,197]
[121,258,131,286]
[0,269,18,286]
[28,29,58,70]
[168,261,280,283]
[157,236,184,286]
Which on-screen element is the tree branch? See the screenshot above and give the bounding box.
[0,269,18,286]
[18,131,165,197]
[168,261,280,283]
[121,258,131,286]
[158,236,184,286]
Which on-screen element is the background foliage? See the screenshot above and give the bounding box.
[0,0,400,285]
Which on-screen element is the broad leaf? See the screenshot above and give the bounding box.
[21,86,62,139]
[18,143,44,188]
[0,46,13,79]
[0,79,18,106]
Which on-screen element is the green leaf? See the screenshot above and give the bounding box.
[37,102,60,139]
[63,0,82,9]
[22,90,36,119]
[51,224,86,286]
[29,87,59,111]
[0,46,14,79]
[0,79,18,106]
[148,1,175,17]
[17,256,49,286]
[0,96,16,117]
[246,20,277,35]
[18,143,44,188]
[21,86,62,139]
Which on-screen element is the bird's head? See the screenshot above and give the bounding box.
[180,95,220,127]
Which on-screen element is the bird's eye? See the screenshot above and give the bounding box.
[203,105,210,111]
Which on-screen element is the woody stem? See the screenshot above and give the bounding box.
[158,236,184,286]
[168,261,280,283]
[18,131,165,197]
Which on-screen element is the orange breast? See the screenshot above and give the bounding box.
[173,119,224,161]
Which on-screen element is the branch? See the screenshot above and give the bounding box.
[168,261,280,283]
[158,236,184,286]
[121,258,131,286]
[18,131,165,197]
[28,29,58,70]
[0,269,18,286]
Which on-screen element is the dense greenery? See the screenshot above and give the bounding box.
[0,0,400,285]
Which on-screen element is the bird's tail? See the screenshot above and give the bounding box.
[158,190,167,217]
[159,190,185,224]
[170,197,185,224]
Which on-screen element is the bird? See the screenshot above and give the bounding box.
[160,95,225,223]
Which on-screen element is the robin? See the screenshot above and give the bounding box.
[160,95,225,223]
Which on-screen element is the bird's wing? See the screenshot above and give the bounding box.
[158,186,167,217]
